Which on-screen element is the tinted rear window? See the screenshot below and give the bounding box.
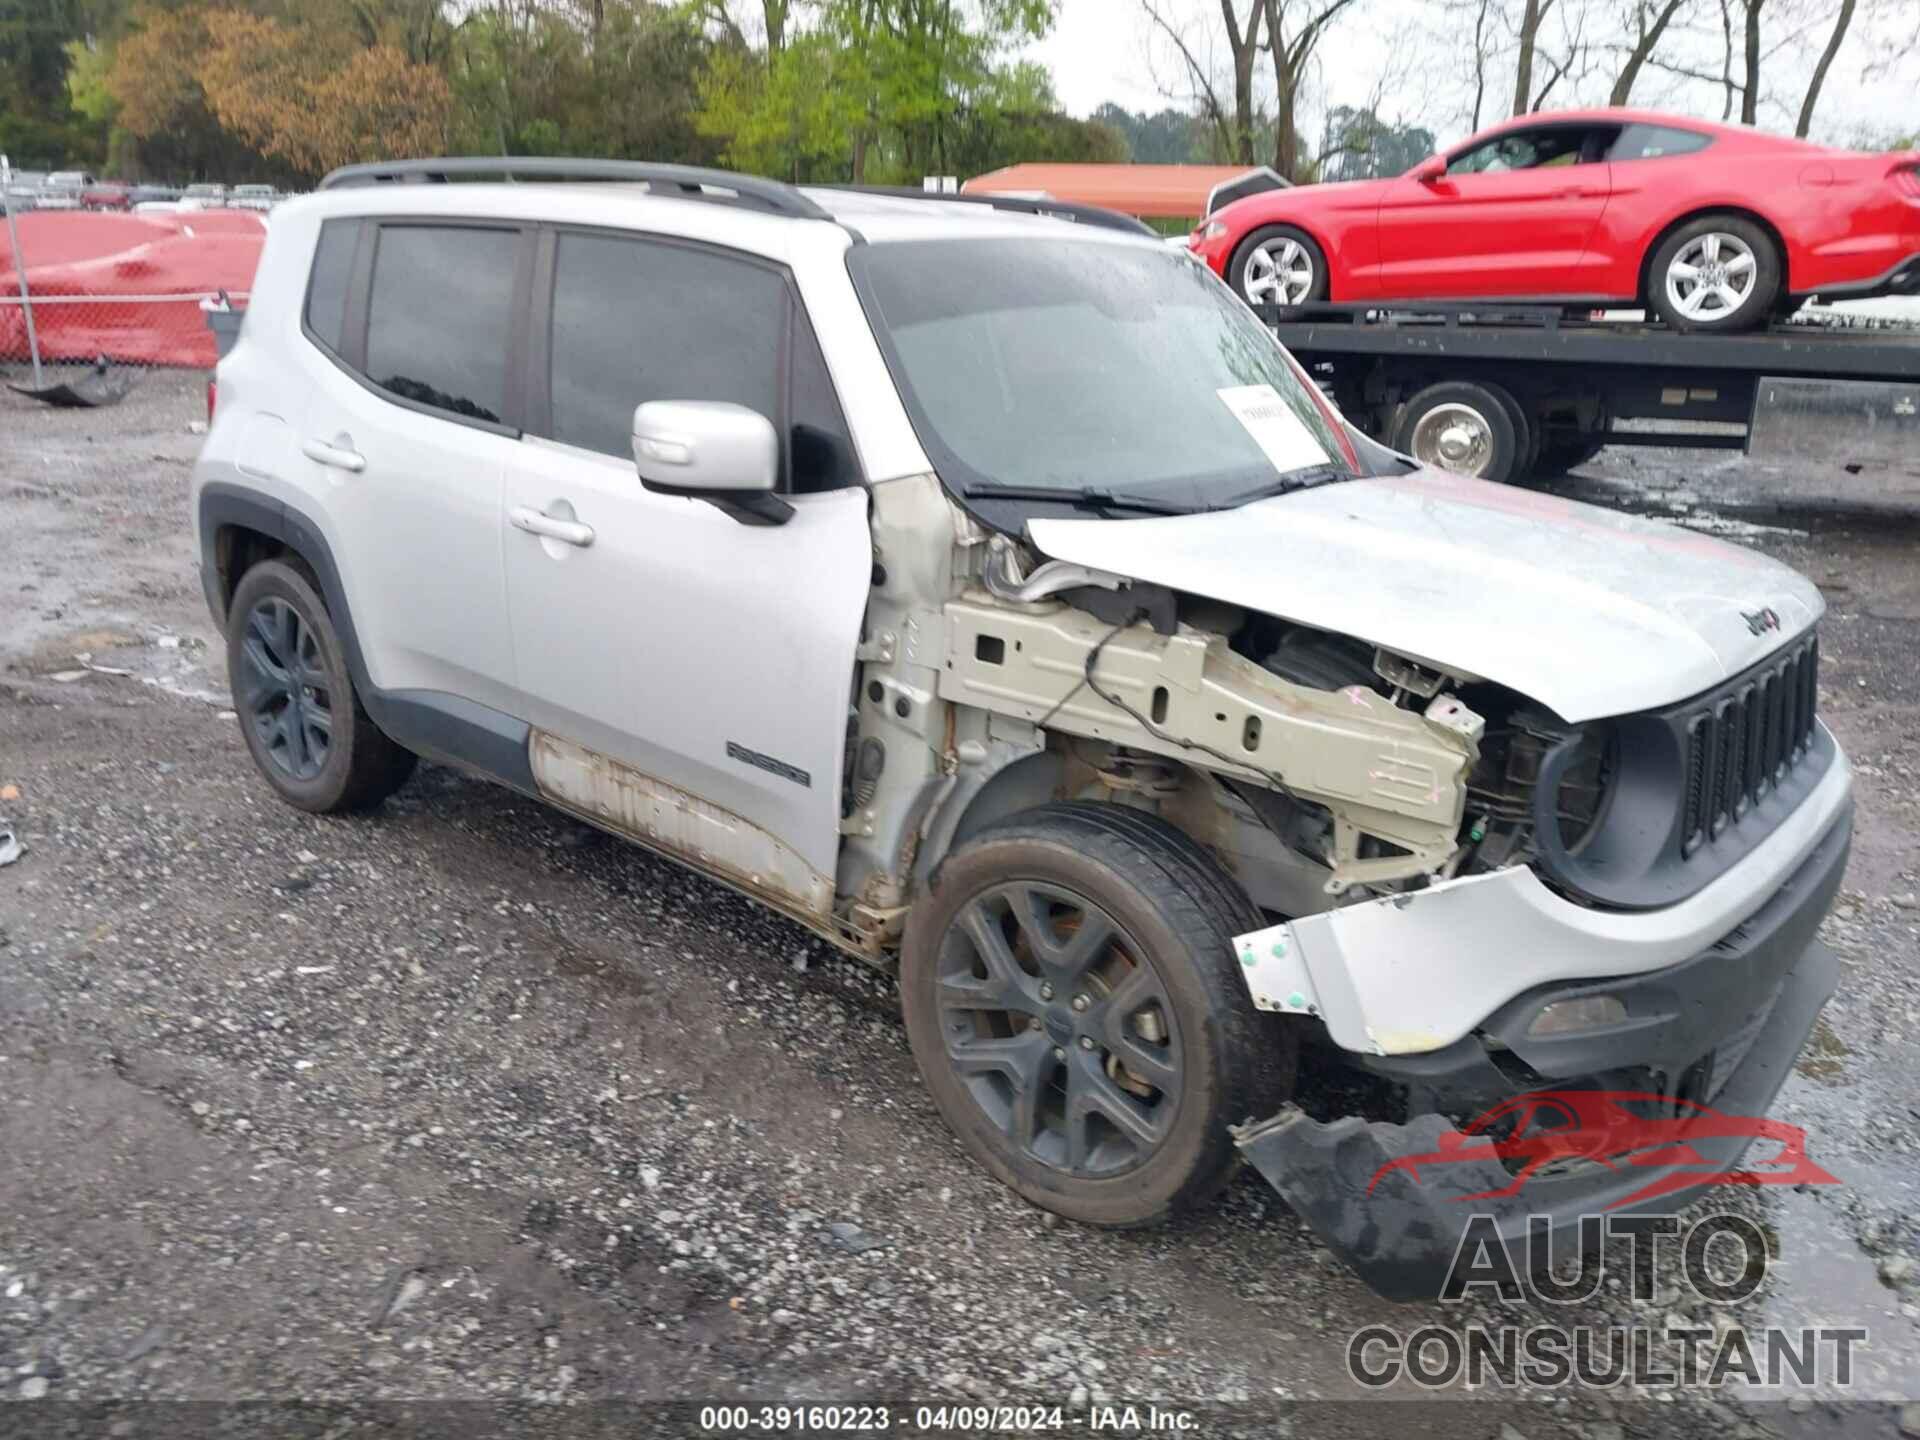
[1611,124,1713,161]
[366,225,519,425]
[304,220,356,355]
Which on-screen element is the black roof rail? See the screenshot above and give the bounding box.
[821,185,1159,238]
[316,157,831,220]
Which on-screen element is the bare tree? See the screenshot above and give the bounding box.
[1739,0,1762,123]
[1261,0,1365,178]
[1510,0,1555,115]
[1716,0,1741,115]
[1526,0,1596,107]
[1467,0,1500,128]
[1795,0,1856,135]
[1142,0,1266,164]
[1608,0,1691,104]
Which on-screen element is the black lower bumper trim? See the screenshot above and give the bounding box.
[1235,939,1838,1301]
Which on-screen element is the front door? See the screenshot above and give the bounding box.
[1373,124,1613,299]
[501,228,870,900]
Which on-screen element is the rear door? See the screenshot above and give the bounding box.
[299,218,529,716]
[1373,124,1614,298]
[500,227,870,901]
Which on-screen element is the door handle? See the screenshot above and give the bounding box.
[509,505,595,548]
[301,437,366,473]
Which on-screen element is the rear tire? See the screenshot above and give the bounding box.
[1391,380,1526,483]
[226,559,416,814]
[900,802,1293,1227]
[1648,214,1781,333]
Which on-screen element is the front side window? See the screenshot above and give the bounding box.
[1610,123,1713,161]
[365,224,520,425]
[548,233,784,462]
[1449,128,1593,174]
[851,237,1355,524]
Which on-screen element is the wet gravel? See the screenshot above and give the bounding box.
[2,373,1918,1434]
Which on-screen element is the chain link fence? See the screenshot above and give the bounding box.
[2,188,257,404]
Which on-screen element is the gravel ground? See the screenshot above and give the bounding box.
[3,372,1918,1436]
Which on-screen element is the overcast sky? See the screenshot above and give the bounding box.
[1023,0,1914,150]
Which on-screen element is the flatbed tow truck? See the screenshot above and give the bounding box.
[1256,301,1920,483]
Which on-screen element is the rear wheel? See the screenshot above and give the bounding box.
[1391,379,1527,483]
[1648,215,1781,333]
[900,803,1292,1227]
[226,559,416,813]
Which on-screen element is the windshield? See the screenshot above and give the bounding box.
[849,237,1356,518]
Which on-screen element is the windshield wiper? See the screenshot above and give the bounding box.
[962,483,1200,516]
[1218,464,1356,509]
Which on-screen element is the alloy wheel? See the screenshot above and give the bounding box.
[238,596,333,781]
[1242,238,1316,306]
[1664,231,1758,323]
[934,882,1183,1178]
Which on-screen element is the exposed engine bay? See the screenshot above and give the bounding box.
[944,543,1597,916]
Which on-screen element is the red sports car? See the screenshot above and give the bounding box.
[1190,107,1920,332]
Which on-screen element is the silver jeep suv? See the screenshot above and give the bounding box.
[192,158,1852,1298]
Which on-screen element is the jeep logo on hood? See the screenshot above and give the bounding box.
[1743,606,1782,635]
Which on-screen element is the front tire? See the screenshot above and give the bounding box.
[1229,225,1329,309]
[900,803,1293,1227]
[1648,215,1781,333]
[226,559,416,814]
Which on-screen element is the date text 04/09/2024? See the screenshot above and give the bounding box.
[694,1404,1201,1432]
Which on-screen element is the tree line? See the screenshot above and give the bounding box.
[0,0,1125,183]
[1142,0,1914,184]
[1,0,1910,186]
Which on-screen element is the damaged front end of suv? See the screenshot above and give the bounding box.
[841,228,1851,1300]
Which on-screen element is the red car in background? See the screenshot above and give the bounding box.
[1190,107,1920,332]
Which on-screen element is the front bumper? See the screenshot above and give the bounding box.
[1233,730,1852,1057]
[1232,799,1850,1301]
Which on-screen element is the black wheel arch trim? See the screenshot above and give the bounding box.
[198,481,537,795]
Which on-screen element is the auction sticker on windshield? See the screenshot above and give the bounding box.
[1217,383,1331,474]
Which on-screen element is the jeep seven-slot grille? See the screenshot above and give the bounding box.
[1679,635,1819,857]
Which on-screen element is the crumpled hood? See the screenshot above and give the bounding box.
[1026,469,1825,723]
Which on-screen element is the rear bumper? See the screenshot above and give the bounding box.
[1810,249,1920,299]
[1233,799,1849,1301]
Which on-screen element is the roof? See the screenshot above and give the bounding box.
[1465,107,1811,149]
[961,163,1281,218]
[292,178,1162,256]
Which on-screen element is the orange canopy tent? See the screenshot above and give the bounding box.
[960,163,1287,220]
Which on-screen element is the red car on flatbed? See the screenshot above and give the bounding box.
[1190,107,1920,332]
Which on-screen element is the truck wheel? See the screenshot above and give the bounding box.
[1648,215,1781,333]
[1392,380,1526,483]
[900,802,1293,1228]
[1230,225,1328,308]
[226,559,416,814]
